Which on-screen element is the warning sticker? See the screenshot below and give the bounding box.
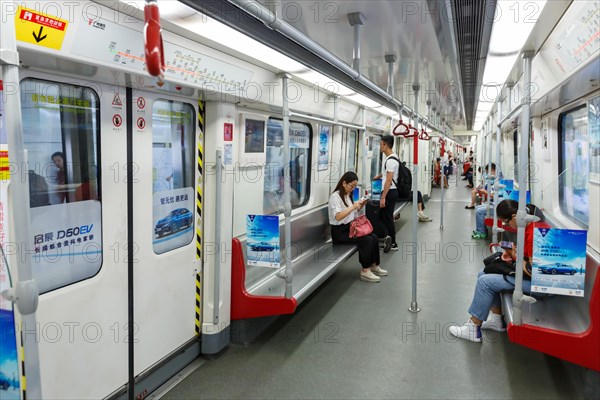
[113,114,122,127]
[112,93,123,107]
[15,7,68,50]
[137,117,146,130]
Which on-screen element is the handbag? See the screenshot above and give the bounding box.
[483,252,516,276]
[349,214,373,238]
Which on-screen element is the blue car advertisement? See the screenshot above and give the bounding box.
[531,227,587,297]
[153,187,194,254]
[246,215,280,268]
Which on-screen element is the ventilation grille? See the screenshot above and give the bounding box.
[453,0,496,129]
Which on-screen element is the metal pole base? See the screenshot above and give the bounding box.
[439,225,444,230]
[408,302,420,313]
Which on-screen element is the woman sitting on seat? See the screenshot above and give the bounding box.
[328,171,388,283]
[449,199,549,342]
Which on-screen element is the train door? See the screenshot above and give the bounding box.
[18,72,128,398]
[131,91,200,375]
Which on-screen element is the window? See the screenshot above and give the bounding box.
[558,105,589,226]
[152,100,195,254]
[369,133,382,180]
[345,129,358,172]
[21,78,101,293]
[263,119,311,215]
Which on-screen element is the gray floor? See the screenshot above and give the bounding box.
[164,178,600,399]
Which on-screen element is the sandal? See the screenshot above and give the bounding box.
[465,205,475,209]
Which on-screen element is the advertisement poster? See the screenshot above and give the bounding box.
[153,187,195,254]
[246,215,280,268]
[317,126,330,170]
[30,201,102,294]
[531,227,587,297]
[0,81,21,399]
[589,96,600,183]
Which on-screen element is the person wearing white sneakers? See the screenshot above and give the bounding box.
[329,171,388,282]
[449,199,549,342]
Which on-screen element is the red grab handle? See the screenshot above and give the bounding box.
[144,1,165,81]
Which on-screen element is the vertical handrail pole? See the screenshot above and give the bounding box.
[485,118,494,218]
[440,142,445,230]
[492,100,504,243]
[213,150,223,322]
[280,73,293,298]
[361,107,367,187]
[512,52,534,325]
[0,2,43,397]
[409,84,420,313]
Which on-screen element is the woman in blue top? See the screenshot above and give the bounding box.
[328,171,388,283]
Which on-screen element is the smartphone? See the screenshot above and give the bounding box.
[500,241,514,250]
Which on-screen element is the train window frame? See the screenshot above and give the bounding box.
[263,118,313,215]
[20,77,103,294]
[151,99,196,255]
[558,104,589,228]
[345,129,358,172]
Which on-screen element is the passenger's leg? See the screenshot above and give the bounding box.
[381,190,398,245]
[472,205,487,238]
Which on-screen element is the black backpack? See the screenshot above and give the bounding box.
[385,156,411,198]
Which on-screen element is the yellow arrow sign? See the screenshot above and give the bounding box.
[15,7,68,50]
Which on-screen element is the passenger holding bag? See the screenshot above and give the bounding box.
[449,200,550,343]
[328,171,387,283]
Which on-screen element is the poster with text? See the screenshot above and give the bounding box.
[531,227,587,297]
[246,215,280,268]
[318,126,330,171]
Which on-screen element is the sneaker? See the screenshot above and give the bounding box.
[481,314,507,332]
[471,231,487,240]
[449,319,482,343]
[370,265,388,276]
[418,212,432,222]
[360,269,381,282]
[389,243,399,251]
[383,235,392,253]
[465,205,475,209]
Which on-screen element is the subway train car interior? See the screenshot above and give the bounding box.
[1,0,599,399]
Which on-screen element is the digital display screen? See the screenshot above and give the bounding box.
[244,119,265,153]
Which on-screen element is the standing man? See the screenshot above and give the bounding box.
[373,135,399,252]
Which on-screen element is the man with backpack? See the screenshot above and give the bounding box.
[374,136,432,228]
[373,135,401,252]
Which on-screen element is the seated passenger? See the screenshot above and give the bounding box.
[449,199,549,342]
[28,170,50,207]
[328,171,388,283]
[465,163,495,210]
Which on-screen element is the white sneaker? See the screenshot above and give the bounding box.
[360,269,381,282]
[418,212,432,222]
[371,265,388,276]
[382,236,392,253]
[449,319,482,343]
[481,314,507,332]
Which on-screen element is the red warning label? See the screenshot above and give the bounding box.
[113,114,122,127]
[137,117,145,129]
[137,97,145,109]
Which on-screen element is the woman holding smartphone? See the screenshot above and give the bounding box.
[328,171,388,283]
[449,199,549,342]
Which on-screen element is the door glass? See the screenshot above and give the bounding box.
[21,78,102,293]
[152,100,195,254]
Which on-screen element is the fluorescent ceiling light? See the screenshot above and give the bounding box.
[473,0,547,129]
[346,93,382,109]
[293,71,356,96]
[489,1,547,55]
[129,1,196,19]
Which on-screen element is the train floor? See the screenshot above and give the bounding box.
[158,177,600,399]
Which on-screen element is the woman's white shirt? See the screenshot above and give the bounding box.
[328,192,357,225]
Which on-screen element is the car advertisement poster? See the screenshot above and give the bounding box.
[531,227,587,297]
[246,215,280,268]
[30,200,102,294]
[153,187,195,254]
[318,126,330,171]
[0,81,21,399]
